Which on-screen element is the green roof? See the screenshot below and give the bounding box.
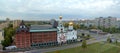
[30,28,57,32]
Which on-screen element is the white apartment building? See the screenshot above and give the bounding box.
[95,16,117,28]
[116,21,120,28]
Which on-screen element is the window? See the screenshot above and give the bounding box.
[20,26,22,28]
[23,26,26,28]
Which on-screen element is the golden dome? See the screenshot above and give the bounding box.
[69,21,73,26]
[59,16,62,19]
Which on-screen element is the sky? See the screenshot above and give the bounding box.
[0,0,120,20]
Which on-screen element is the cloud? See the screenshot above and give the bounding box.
[0,0,120,20]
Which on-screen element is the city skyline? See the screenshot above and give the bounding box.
[0,0,120,20]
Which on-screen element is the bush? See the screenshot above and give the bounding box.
[107,37,112,43]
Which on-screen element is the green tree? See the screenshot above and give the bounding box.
[86,34,90,39]
[26,23,31,26]
[115,39,118,44]
[1,24,16,49]
[63,23,69,27]
[97,26,120,33]
[82,39,87,49]
[9,23,13,28]
[73,24,80,30]
[80,24,87,29]
[89,25,97,29]
[81,33,85,38]
[107,37,112,43]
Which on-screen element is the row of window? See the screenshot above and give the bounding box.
[32,39,56,43]
[31,42,58,47]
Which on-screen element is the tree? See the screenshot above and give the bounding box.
[63,23,69,27]
[73,24,80,30]
[115,39,118,44]
[89,25,97,29]
[9,23,13,28]
[1,24,16,49]
[87,34,90,38]
[97,26,120,33]
[81,33,85,38]
[82,39,87,49]
[86,34,90,39]
[107,37,112,43]
[26,23,31,26]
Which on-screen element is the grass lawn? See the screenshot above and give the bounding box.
[47,42,120,53]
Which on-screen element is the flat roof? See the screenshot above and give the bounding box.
[30,25,53,30]
[30,28,57,32]
[30,25,57,32]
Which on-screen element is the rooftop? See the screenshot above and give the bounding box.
[30,25,53,30]
[30,25,57,32]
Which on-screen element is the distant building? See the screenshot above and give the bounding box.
[0,18,10,29]
[95,16,117,28]
[6,18,10,23]
[0,30,4,50]
[50,19,58,28]
[13,20,21,28]
[78,20,95,28]
[0,30,4,43]
[116,20,120,28]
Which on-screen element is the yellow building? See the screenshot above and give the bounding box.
[13,20,21,28]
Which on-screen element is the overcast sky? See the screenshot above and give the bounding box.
[0,0,120,20]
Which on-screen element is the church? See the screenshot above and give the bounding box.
[14,16,77,48]
[57,16,77,44]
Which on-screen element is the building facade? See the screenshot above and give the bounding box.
[15,21,31,48]
[79,20,95,28]
[13,20,21,28]
[0,30,4,43]
[57,16,77,44]
[95,16,117,28]
[30,25,58,47]
[0,18,10,29]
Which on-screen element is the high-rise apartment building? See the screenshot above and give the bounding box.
[95,16,117,28]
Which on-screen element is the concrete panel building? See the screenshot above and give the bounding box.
[95,16,117,28]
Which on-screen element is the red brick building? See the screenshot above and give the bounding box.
[30,25,58,47]
[31,32,57,43]
[15,21,31,48]
[15,21,58,48]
